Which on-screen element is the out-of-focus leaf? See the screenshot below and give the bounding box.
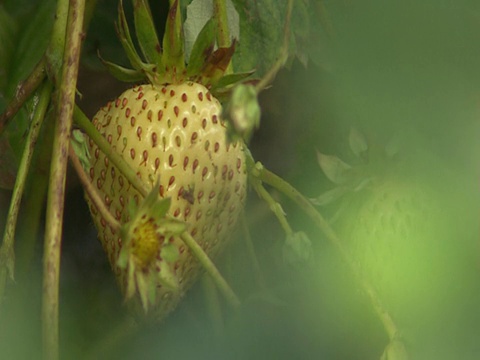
[6,0,55,95]
[0,6,16,91]
[231,0,327,77]
[310,186,348,206]
[316,151,352,184]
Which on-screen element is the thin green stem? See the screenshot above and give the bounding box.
[0,81,52,303]
[68,145,121,233]
[180,232,241,310]
[201,275,224,337]
[255,0,293,93]
[249,160,399,341]
[73,106,150,198]
[42,0,85,359]
[0,58,46,136]
[251,177,293,236]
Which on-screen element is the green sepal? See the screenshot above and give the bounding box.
[200,41,236,88]
[162,0,185,76]
[133,0,163,67]
[156,260,179,291]
[211,70,255,92]
[186,18,216,77]
[98,51,146,83]
[116,0,147,72]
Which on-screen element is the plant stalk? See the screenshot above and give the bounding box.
[73,106,150,198]
[0,81,52,303]
[181,231,241,309]
[42,0,85,359]
[0,58,46,136]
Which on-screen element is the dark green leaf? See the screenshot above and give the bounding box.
[133,0,163,66]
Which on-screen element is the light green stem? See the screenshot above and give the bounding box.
[0,81,52,303]
[251,178,293,236]
[68,145,121,232]
[181,232,241,309]
[73,106,150,198]
[42,0,85,359]
[249,159,399,341]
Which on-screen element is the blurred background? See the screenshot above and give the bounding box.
[1,0,480,359]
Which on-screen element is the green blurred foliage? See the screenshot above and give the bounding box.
[1,0,480,359]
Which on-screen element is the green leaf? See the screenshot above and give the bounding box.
[186,18,216,77]
[162,0,185,74]
[184,0,239,62]
[316,151,352,184]
[133,0,163,66]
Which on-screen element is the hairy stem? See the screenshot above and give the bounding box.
[68,145,121,232]
[249,160,399,341]
[255,0,293,93]
[0,81,52,303]
[42,0,85,359]
[0,58,46,136]
[73,106,150,197]
[181,232,241,309]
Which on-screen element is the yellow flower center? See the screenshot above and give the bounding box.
[131,218,162,269]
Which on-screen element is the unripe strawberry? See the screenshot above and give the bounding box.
[80,0,258,320]
[85,82,247,319]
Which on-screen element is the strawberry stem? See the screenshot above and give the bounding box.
[0,81,52,303]
[68,145,121,233]
[248,157,400,343]
[73,106,150,198]
[0,58,46,136]
[42,0,85,358]
[180,232,241,310]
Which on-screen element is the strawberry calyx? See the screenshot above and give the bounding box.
[118,181,186,312]
[101,0,254,97]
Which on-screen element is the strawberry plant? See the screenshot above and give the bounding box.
[0,1,478,359]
